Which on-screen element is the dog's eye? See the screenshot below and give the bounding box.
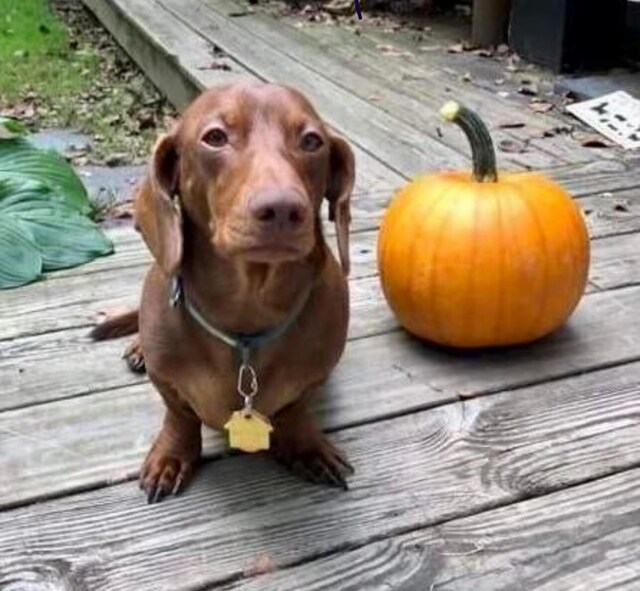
[300,131,324,152]
[202,128,228,148]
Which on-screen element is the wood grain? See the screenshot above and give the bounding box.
[205,0,622,170]
[1,363,639,589]
[221,468,640,591]
[156,0,470,176]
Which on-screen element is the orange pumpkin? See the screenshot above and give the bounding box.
[377,101,590,348]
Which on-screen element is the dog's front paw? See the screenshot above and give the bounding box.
[123,338,146,374]
[139,441,200,504]
[273,429,354,490]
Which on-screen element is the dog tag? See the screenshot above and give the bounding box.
[225,410,273,453]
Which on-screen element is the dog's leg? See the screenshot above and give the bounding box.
[140,379,202,503]
[271,392,354,490]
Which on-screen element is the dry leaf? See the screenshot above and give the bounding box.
[518,84,539,96]
[573,132,612,148]
[243,553,276,577]
[462,72,472,82]
[528,101,554,114]
[447,43,464,53]
[108,201,135,219]
[497,121,526,129]
[498,139,529,153]
[376,44,412,57]
[614,200,630,213]
[197,60,232,71]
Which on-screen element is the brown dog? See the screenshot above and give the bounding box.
[92,82,356,502]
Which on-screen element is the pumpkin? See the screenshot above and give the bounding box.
[377,101,590,348]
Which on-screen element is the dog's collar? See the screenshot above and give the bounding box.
[169,275,313,364]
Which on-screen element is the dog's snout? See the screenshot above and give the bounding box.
[250,189,307,231]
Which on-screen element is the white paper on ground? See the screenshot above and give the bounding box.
[566,90,640,150]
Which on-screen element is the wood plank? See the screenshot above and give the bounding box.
[221,468,640,591]
[152,0,470,176]
[582,186,640,239]
[246,6,620,168]
[4,285,640,505]
[1,362,639,588]
[179,0,563,171]
[590,232,640,291]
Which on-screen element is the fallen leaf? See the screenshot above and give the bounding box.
[243,553,276,577]
[542,125,573,138]
[614,201,630,213]
[108,201,135,219]
[498,139,529,153]
[105,153,129,167]
[197,60,232,71]
[376,44,412,57]
[573,132,612,148]
[518,83,539,96]
[497,121,526,129]
[528,100,554,114]
[447,43,464,53]
[473,48,494,58]
[462,72,472,82]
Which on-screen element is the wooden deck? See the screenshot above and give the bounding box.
[2,0,640,588]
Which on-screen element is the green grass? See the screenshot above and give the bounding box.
[0,0,99,106]
[0,0,174,165]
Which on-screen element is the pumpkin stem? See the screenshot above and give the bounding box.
[440,101,498,183]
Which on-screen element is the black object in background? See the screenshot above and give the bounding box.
[509,0,628,73]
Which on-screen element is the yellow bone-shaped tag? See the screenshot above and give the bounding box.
[224,410,273,453]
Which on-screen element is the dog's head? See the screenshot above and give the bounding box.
[135,82,355,277]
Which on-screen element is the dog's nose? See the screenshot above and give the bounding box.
[250,190,307,230]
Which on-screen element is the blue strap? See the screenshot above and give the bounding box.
[170,276,313,360]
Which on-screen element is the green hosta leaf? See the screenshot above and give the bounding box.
[0,138,92,215]
[0,217,43,288]
[0,178,113,288]
[16,210,113,270]
[0,117,28,138]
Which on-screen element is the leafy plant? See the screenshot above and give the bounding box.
[0,117,113,289]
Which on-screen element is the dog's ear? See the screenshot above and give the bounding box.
[326,134,355,276]
[135,133,182,276]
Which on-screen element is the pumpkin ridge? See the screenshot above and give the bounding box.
[492,189,506,344]
[561,195,591,308]
[517,182,552,342]
[421,184,460,344]
[466,186,482,344]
